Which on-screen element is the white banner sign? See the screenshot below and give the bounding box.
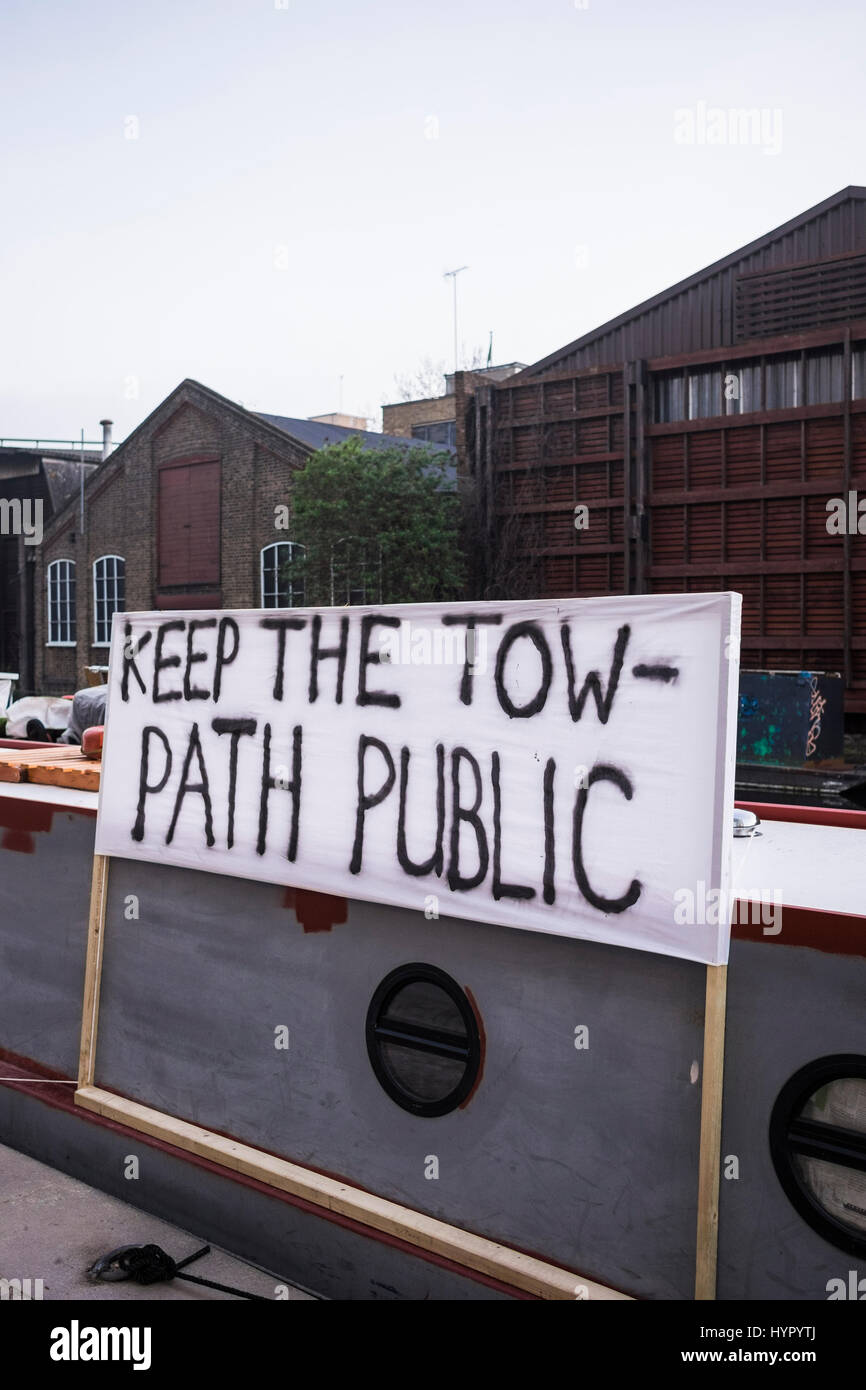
[95,594,741,963]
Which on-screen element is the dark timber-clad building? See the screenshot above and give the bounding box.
[465,186,866,712]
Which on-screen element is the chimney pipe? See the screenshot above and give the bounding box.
[99,419,113,461]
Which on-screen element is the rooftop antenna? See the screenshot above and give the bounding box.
[443,266,468,375]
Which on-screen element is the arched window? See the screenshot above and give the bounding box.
[93,556,126,646]
[261,542,305,608]
[47,560,77,646]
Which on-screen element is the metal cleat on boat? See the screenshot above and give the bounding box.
[733,808,762,838]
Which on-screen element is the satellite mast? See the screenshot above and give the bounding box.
[443,266,468,375]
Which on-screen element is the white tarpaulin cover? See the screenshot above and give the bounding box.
[95,593,741,964]
[4,694,71,736]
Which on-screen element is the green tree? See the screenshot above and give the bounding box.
[283,437,465,606]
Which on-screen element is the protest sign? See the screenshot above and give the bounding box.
[94,593,740,965]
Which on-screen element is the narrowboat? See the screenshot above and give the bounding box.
[1,743,864,1301]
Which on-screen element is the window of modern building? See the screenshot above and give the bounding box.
[411,420,456,448]
[261,541,305,608]
[723,361,762,415]
[639,344,850,419]
[93,556,125,646]
[653,349,849,421]
[687,366,723,421]
[47,559,76,646]
[852,346,866,399]
[366,963,482,1117]
[805,348,845,405]
[764,355,802,410]
[654,373,686,423]
[770,1055,866,1258]
[654,368,736,422]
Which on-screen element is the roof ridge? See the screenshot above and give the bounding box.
[517,186,866,379]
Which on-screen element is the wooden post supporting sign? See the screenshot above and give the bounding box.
[695,963,728,1300]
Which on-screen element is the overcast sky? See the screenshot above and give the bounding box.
[1,0,863,443]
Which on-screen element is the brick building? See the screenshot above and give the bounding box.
[464,187,866,713]
[34,379,443,693]
[383,363,526,448]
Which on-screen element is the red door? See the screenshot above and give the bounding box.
[157,458,221,605]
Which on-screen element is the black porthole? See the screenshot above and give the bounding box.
[770,1055,866,1259]
[366,963,481,1117]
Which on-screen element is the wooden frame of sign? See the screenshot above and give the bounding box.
[77,595,739,1301]
[694,963,728,1301]
[75,854,632,1301]
[75,851,726,1302]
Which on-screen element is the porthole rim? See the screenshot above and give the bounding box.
[769,1053,866,1260]
[365,961,482,1118]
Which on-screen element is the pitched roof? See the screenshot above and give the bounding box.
[37,380,459,546]
[256,412,456,455]
[518,185,866,377]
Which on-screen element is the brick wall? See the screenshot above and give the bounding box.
[452,370,488,477]
[34,382,308,693]
[382,395,456,437]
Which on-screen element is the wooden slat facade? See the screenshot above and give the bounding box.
[736,251,866,341]
[466,325,866,712]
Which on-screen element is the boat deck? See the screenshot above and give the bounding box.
[0,741,100,792]
[0,1142,316,1301]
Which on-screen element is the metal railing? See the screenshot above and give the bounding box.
[0,437,102,451]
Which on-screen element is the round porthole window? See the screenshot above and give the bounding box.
[366,964,482,1117]
[770,1055,866,1259]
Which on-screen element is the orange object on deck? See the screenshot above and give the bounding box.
[0,743,101,792]
[82,726,104,760]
